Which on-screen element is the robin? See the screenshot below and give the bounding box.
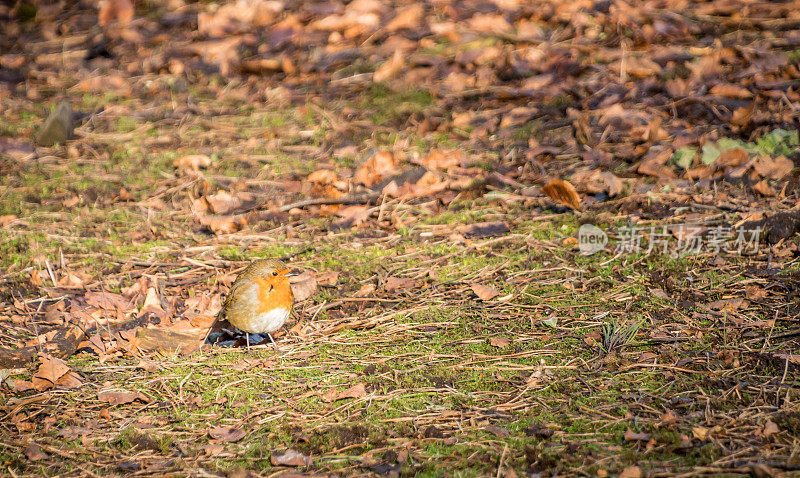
[214,259,296,350]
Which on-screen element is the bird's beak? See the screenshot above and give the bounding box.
[282,269,301,277]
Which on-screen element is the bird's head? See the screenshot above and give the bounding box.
[242,259,297,283]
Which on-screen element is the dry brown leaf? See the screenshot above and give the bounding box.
[384,276,415,291]
[619,466,642,478]
[731,105,754,127]
[289,271,317,301]
[753,179,775,197]
[98,0,134,27]
[468,13,512,33]
[271,449,311,467]
[32,355,72,391]
[386,3,423,31]
[75,75,131,96]
[97,390,146,406]
[354,283,375,297]
[472,284,500,301]
[762,420,779,438]
[174,154,211,174]
[571,169,623,196]
[354,151,397,187]
[418,149,463,171]
[542,179,581,211]
[717,148,750,168]
[373,49,405,82]
[25,443,48,462]
[710,83,753,99]
[637,148,675,178]
[209,427,246,442]
[321,382,367,402]
[489,337,511,348]
[0,214,20,227]
[316,271,340,287]
[199,215,247,235]
[753,155,794,180]
[624,429,651,442]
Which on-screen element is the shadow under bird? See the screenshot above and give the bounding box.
[212,259,297,349]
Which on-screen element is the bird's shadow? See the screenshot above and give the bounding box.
[205,318,271,348]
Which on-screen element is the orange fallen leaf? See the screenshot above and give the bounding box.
[174,154,211,174]
[32,355,73,391]
[321,382,367,402]
[199,215,247,235]
[0,214,19,227]
[753,179,775,197]
[710,83,752,99]
[98,0,134,27]
[542,179,581,211]
[354,151,397,187]
[472,284,500,301]
[619,466,642,478]
[373,49,405,82]
[386,3,423,31]
[418,149,463,171]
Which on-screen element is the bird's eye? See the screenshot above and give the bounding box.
[272,271,278,276]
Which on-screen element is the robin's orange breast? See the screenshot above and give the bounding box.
[252,275,293,313]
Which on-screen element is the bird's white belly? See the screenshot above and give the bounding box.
[248,307,290,334]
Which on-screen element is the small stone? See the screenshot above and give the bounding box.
[36,101,73,146]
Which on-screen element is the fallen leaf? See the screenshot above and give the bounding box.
[489,337,511,348]
[25,443,47,462]
[316,271,340,286]
[384,276,415,291]
[271,449,311,466]
[322,382,367,402]
[85,291,131,311]
[753,155,793,180]
[373,49,405,82]
[209,427,246,442]
[571,170,624,196]
[140,287,167,316]
[354,283,375,297]
[98,390,147,406]
[385,3,423,31]
[174,154,212,174]
[472,284,501,301]
[32,355,72,391]
[199,215,247,235]
[98,0,134,27]
[354,151,398,187]
[619,466,642,478]
[762,420,779,438]
[485,425,510,437]
[731,105,754,127]
[418,149,463,171]
[1,214,20,227]
[753,179,775,197]
[624,429,651,442]
[289,271,317,301]
[458,221,510,239]
[542,179,581,211]
[710,83,752,99]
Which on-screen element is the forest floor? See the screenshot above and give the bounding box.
[1,0,800,476]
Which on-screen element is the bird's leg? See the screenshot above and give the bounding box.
[246,332,250,351]
[267,333,279,351]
